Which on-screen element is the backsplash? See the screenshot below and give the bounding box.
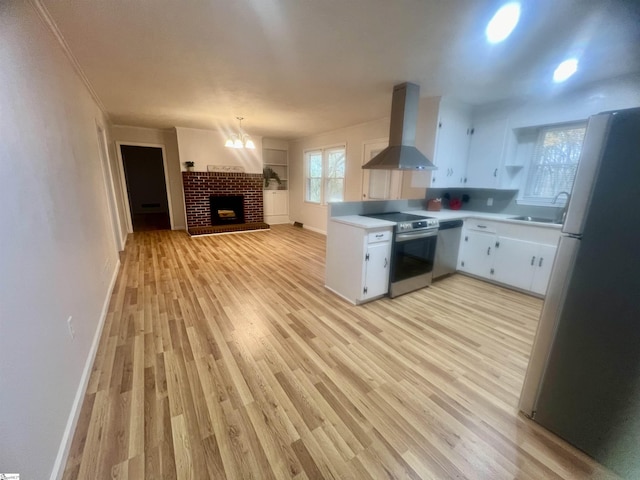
[425,188,562,219]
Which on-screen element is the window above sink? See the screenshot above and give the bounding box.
[515,121,587,207]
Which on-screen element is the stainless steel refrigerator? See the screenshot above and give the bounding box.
[519,107,640,479]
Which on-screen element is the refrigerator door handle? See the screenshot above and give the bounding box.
[519,236,580,416]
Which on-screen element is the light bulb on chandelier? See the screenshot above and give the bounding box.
[225,117,256,149]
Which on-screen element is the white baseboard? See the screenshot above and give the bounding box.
[302,224,327,235]
[324,285,357,305]
[50,259,121,480]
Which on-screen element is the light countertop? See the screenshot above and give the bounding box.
[330,215,396,229]
[406,209,563,229]
[331,209,562,230]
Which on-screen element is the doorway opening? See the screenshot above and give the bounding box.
[120,145,171,231]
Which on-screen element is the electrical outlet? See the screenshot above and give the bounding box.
[67,316,75,339]
[487,197,494,206]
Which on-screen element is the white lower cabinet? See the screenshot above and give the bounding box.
[491,237,541,291]
[458,230,496,277]
[326,221,392,304]
[530,244,557,295]
[263,190,289,224]
[458,219,559,296]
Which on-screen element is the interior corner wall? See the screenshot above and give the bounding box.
[288,99,440,234]
[110,125,186,230]
[288,118,390,234]
[0,3,121,479]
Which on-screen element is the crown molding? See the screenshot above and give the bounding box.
[29,0,109,118]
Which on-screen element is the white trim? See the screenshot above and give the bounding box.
[303,144,347,206]
[302,142,346,154]
[302,224,327,235]
[50,259,121,480]
[29,0,108,116]
[95,122,124,251]
[116,141,175,232]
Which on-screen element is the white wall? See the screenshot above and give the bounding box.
[263,138,290,151]
[111,125,186,230]
[500,73,640,130]
[471,74,640,156]
[0,2,121,479]
[288,118,388,233]
[288,97,440,234]
[471,74,640,193]
[175,126,263,173]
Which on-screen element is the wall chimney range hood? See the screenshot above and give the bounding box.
[362,82,436,171]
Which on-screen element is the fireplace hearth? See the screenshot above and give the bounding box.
[210,195,245,225]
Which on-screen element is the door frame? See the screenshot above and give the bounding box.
[361,138,403,201]
[115,141,175,232]
[96,122,124,250]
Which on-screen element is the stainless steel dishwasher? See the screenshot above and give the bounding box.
[433,219,463,279]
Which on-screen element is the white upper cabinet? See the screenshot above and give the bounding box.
[466,113,510,189]
[431,98,473,188]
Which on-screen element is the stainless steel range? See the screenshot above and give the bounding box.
[363,212,439,298]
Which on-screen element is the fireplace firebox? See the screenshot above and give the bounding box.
[210,195,245,225]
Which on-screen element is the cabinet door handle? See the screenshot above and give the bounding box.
[384,258,388,268]
[487,247,491,256]
[432,176,436,183]
[375,233,383,238]
[531,256,536,266]
[539,257,543,267]
[477,225,487,229]
[493,168,498,177]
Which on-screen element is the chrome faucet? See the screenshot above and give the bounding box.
[553,191,571,223]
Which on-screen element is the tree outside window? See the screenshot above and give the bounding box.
[305,146,346,204]
[524,123,586,204]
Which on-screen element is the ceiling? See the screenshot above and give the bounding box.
[41,0,640,139]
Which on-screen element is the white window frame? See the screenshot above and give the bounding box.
[519,121,587,207]
[304,144,346,205]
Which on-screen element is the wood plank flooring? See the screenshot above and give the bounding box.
[62,225,618,479]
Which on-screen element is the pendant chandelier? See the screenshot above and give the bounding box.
[224,116,256,149]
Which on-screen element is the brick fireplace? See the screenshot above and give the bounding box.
[182,171,269,235]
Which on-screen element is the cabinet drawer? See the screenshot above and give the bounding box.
[464,221,497,234]
[367,230,391,244]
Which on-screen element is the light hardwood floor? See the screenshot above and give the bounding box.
[63,225,618,479]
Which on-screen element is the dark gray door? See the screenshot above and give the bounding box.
[121,145,170,231]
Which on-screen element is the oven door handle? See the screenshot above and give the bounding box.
[395,229,438,242]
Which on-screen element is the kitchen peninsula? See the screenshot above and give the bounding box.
[326,200,561,303]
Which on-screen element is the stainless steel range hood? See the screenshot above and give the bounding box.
[362,82,436,170]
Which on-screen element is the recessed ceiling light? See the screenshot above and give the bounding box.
[486,2,521,44]
[553,58,579,83]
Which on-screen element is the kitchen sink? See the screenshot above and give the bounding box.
[510,215,561,224]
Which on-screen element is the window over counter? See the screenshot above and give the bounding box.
[304,145,346,204]
[518,122,586,205]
